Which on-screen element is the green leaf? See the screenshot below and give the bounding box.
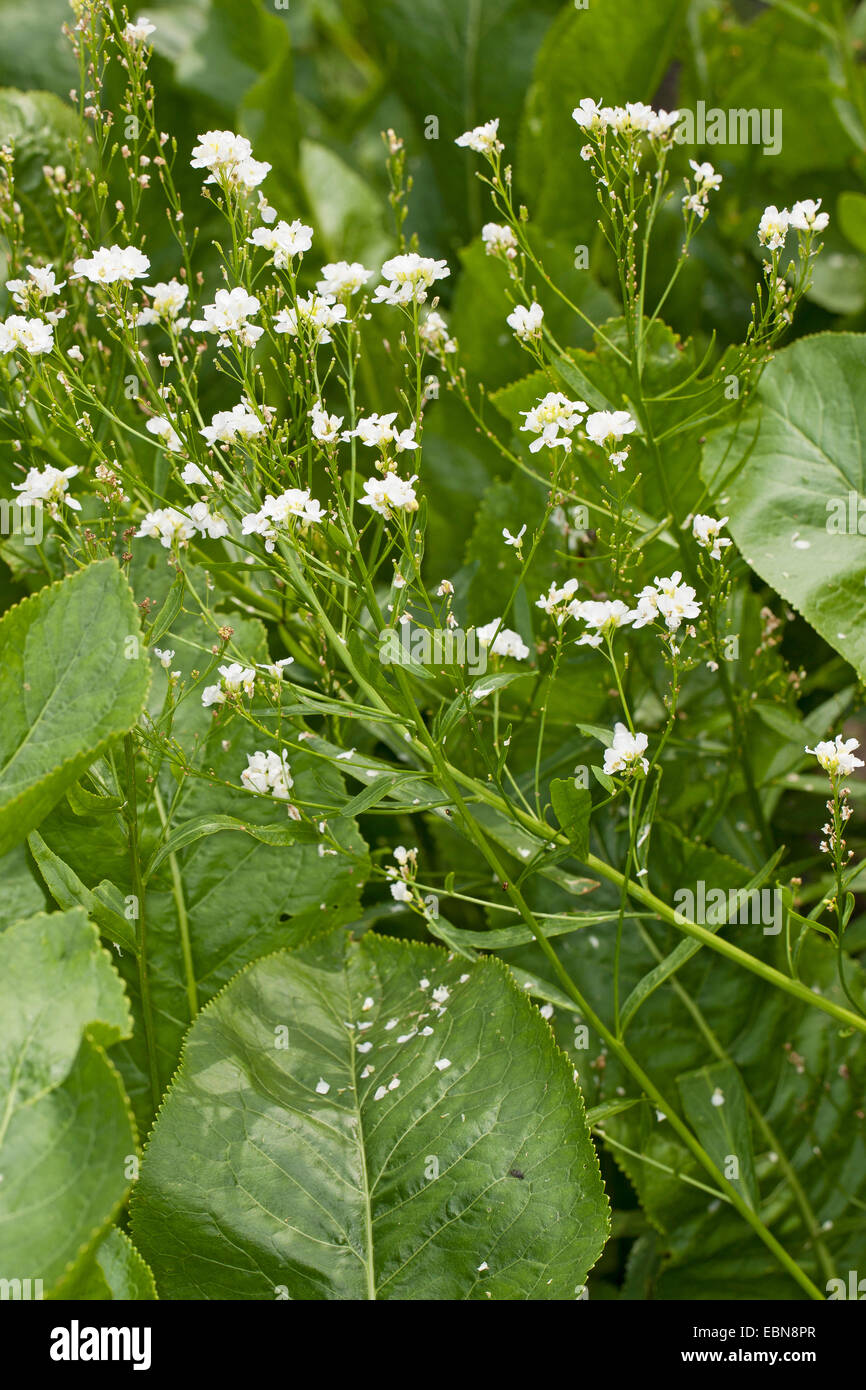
[702,334,866,682]
[0,559,150,856]
[838,191,866,254]
[132,931,609,1299]
[549,778,591,861]
[59,1227,157,1301]
[28,830,138,956]
[0,909,136,1295]
[677,1063,760,1212]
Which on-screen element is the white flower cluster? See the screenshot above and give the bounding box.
[13,464,80,512]
[455,119,503,156]
[359,473,418,518]
[202,662,256,708]
[274,294,346,345]
[476,620,530,661]
[419,311,457,356]
[520,392,588,453]
[758,200,829,252]
[136,278,189,326]
[537,572,702,646]
[387,844,419,902]
[805,735,864,779]
[317,261,372,297]
[373,253,450,308]
[136,502,229,547]
[683,161,723,220]
[585,410,637,470]
[190,130,270,190]
[248,219,313,269]
[190,287,262,347]
[241,748,294,799]
[6,263,66,311]
[692,513,731,560]
[0,316,54,355]
[242,489,325,552]
[603,723,649,778]
[73,244,150,285]
[345,412,418,454]
[572,99,680,143]
[507,302,543,341]
[482,223,518,260]
[201,402,267,448]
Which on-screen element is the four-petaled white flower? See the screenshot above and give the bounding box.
[455,119,503,156]
[0,315,54,355]
[572,598,635,647]
[476,620,530,661]
[202,662,257,708]
[345,412,418,453]
[242,489,325,551]
[482,223,518,260]
[248,219,313,269]
[358,473,418,518]
[12,464,80,512]
[190,287,262,346]
[788,199,829,233]
[373,253,450,307]
[316,261,372,297]
[146,416,183,452]
[507,302,544,341]
[73,244,150,285]
[201,402,266,447]
[805,736,864,778]
[521,392,587,453]
[603,723,649,777]
[241,748,294,799]
[310,400,344,444]
[123,17,156,44]
[137,278,189,325]
[758,205,789,251]
[274,294,346,345]
[692,513,732,560]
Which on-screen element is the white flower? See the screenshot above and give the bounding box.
[152,647,174,669]
[0,315,54,354]
[273,294,346,345]
[123,17,156,43]
[12,464,80,512]
[455,119,503,155]
[358,473,418,518]
[241,748,294,799]
[507,302,544,340]
[190,287,262,346]
[135,503,227,547]
[689,160,722,192]
[6,264,65,304]
[190,130,271,189]
[758,205,789,251]
[73,244,150,284]
[476,620,529,661]
[521,392,587,453]
[261,657,294,679]
[181,461,209,486]
[572,98,604,131]
[692,513,731,560]
[788,199,829,233]
[316,261,372,297]
[146,416,182,451]
[200,402,266,447]
[603,723,649,777]
[536,577,580,621]
[632,572,701,632]
[135,506,196,548]
[241,489,325,551]
[67,345,83,362]
[373,253,450,307]
[503,524,526,548]
[482,223,518,260]
[137,278,189,324]
[572,598,635,646]
[202,662,256,707]
[418,310,457,355]
[346,412,417,454]
[310,400,344,444]
[805,735,864,778]
[390,880,412,902]
[247,219,313,269]
[585,410,637,447]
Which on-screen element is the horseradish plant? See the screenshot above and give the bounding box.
[0,4,863,1302]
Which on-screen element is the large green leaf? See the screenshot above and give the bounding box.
[702,333,866,682]
[0,909,136,1296]
[0,559,150,856]
[61,1228,157,1301]
[131,931,609,1299]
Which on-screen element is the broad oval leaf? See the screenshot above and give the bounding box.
[0,559,150,856]
[0,909,136,1295]
[702,334,866,681]
[132,931,609,1299]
